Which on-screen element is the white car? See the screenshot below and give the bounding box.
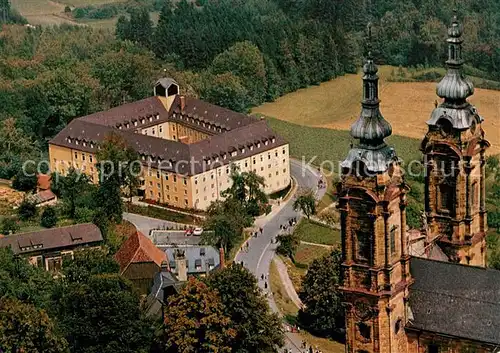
[193,227,203,236]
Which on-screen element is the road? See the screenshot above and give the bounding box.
[235,159,326,352]
[123,212,183,236]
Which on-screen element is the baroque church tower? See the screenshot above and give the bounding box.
[338,29,411,353]
[421,14,490,266]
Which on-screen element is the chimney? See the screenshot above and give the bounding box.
[160,260,169,273]
[219,247,225,269]
[180,96,186,112]
[175,249,188,281]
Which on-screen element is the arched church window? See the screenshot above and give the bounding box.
[356,230,371,263]
[390,225,397,257]
[471,181,478,213]
[439,182,454,213]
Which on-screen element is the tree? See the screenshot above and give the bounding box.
[293,188,316,219]
[0,297,68,353]
[2,216,20,234]
[298,249,344,339]
[207,263,284,352]
[210,41,267,105]
[203,197,253,255]
[164,277,236,353]
[57,167,90,219]
[200,72,250,113]
[95,132,140,224]
[18,198,38,221]
[128,7,153,48]
[0,247,55,309]
[55,273,153,353]
[115,15,130,41]
[62,247,119,283]
[222,166,268,216]
[276,232,300,261]
[41,206,58,228]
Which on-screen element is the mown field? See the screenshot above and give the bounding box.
[254,65,500,154]
[294,219,340,246]
[266,116,421,174]
[10,0,158,29]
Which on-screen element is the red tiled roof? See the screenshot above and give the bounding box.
[78,96,169,129]
[37,174,51,190]
[114,231,168,274]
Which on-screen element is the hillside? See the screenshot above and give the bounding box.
[253,66,500,154]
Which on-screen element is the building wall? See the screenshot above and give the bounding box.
[49,144,99,182]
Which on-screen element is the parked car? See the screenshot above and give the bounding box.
[184,228,194,236]
[193,227,203,236]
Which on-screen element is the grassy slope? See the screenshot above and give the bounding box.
[267,116,421,172]
[294,219,340,246]
[254,65,500,154]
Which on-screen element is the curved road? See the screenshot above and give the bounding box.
[235,159,326,352]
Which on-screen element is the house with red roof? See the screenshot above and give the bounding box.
[114,231,169,294]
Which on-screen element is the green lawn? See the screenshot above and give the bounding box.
[266,116,421,175]
[293,218,340,246]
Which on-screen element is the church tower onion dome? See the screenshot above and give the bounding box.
[428,14,480,130]
[341,26,397,174]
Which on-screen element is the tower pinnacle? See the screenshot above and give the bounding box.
[341,23,396,174]
[436,13,474,104]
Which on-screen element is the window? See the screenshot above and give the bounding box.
[357,322,371,341]
[200,248,206,256]
[175,196,178,202]
[47,257,62,272]
[166,185,169,191]
[211,184,214,189]
[245,162,248,168]
[439,183,454,212]
[152,129,155,135]
[390,226,397,257]
[160,126,163,133]
[157,171,160,178]
[157,183,160,188]
[149,181,153,186]
[184,190,187,195]
[356,231,371,262]
[165,174,169,181]
[82,154,86,161]
[268,153,271,159]
[167,195,170,200]
[261,167,264,171]
[471,182,478,212]
[283,168,287,173]
[428,344,439,353]
[184,199,188,205]
[134,121,137,126]
[275,151,278,157]
[90,155,93,163]
[394,318,402,334]
[74,152,78,159]
[173,175,177,183]
[211,174,214,180]
[282,148,286,154]
[253,158,256,165]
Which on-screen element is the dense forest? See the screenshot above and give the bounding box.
[0,0,499,181]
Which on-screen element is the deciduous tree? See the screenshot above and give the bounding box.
[293,188,316,219]
[298,249,344,339]
[41,206,58,228]
[55,273,153,353]
[164,277,236,353]
[207,263,284,352]
[0,297,68,353]
[57,167,90,219]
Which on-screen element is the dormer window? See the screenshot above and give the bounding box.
[156,114,159,120]
[250,145,253,151]
[83,142,86,147]
[67,138,72,144]
[257,143,260,148]
[216,157,219,162]
[126,123,129,128]
[231,151,237,157]
[265,141,268,146]
[90,143,94,149]
[141,118,145,124]
[134,121,137,126]
[75,140,79,145]
[149,116,153,122]
[207,159,211,165]
[223,154,227,160]
[241,148,245,154]
[272,138,276,143]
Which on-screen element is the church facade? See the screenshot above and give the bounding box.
[338,15,500,353]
